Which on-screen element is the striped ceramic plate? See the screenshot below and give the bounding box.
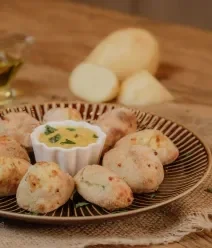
[0,102,211,224]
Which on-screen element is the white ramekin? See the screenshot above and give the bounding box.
[30,120,106,176]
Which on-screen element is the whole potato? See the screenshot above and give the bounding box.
[85,28,160,80]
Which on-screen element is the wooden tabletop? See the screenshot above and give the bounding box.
[1,0,212,247]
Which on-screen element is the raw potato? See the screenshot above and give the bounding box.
[74,164,133,210]
[95,108,137,153]
[103,145,164,193]
[85,28,160,80]
[118,70,174,107]
[0,112,40,148]
[115,129,179,165]
[43,107,82,123]
[0,136,30,162]
[69,63,119,103]
[0,157,30,197]
[16,161,75,214]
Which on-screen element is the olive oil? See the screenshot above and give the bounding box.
[0,33,34,105]
[0,51,23,89]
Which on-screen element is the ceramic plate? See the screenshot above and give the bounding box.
[0,102,211,224]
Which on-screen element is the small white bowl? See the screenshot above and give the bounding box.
[30,120,106,176]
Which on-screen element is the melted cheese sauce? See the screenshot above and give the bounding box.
[39,126,98,148]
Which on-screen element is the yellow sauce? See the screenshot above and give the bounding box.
[39,125,98,148]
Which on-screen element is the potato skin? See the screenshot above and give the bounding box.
[95,108,137,153]
[0,157,30,197]
[115,129,179,165]
[74,164,133,210]
[16,161,75,213]
[103,145,164,193]
[43,107,82,123]
[117,70,174,107]
[85,28,160,80]
[0,136,30,162]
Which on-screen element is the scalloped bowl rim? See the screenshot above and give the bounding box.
[30,120,107,153]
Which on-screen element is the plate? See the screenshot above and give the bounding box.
[0,101,211,224]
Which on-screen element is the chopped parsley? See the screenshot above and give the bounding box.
[31,212,38,215]
[111,210,128,214]
[44,125,57,135]
[49,134,61,143]
[67,128,76,131]
[75,202,90,208]
[26,212,38,216]
[150,193,156,198]
[93,134,98,138]
[60,139,76,145]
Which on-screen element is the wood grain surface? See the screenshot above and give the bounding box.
[1,0,212,106]
[1,0,212,247]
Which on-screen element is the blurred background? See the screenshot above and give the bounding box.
[73,0,212,30]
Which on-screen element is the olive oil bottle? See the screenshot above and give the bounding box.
[0,33,34,105]
[0,52,23,89]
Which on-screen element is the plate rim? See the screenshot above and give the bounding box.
[0,101,211,224]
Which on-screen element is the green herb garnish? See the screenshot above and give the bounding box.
[75,202,90,208]
[150,193,156,198]
[44,125,57,135]
[26,212,38,215]
[60,139,76,145]
[111,210,128,214]
[74,134,79,138]
[93,134,98,138]
[205,188,212,193]
[67,128,76,131]
[49,134,61,143]
[31,212,38,215]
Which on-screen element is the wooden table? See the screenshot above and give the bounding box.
[1,0,212,247]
